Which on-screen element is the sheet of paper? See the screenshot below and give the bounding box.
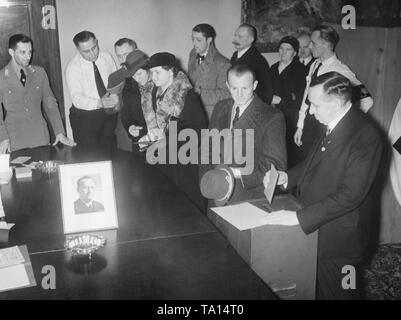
[11,156,31,165]
[0,154,10,172]
[264,164,279,204]
[0,246,25,268]
[0,264,30,292]
[0,222,15,230]
[211,202,271,231]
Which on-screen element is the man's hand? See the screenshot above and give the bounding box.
[263,169,288,188]
[0,139,10,154]
[101,94,119,109]
[272,95,282,105]
[128,125,143,138]
[294,127,303,146]
[263,210,299,226]
[53,134,77,147]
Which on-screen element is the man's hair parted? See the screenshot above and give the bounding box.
[310,71,352,104]
[73,30,96,47]
[9,34,32,50]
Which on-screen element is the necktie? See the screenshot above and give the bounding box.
[321,126,331,151]
[196,54,205,64]
[232,106,240,127]
[20,69,26,87]
[311,62,322,81]
[93,61,107,98]
[325,126,331,137]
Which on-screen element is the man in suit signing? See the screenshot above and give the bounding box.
[263,72,382,299]
[74,176,105,215]
[200,64,286,204]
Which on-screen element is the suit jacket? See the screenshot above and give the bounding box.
[230,46,273,104]
[0,62,65,151]
[74,199,105,214]
[200,95,287,203]
[288,108,382,259]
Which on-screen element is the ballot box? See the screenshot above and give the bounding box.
[208,194,318,300]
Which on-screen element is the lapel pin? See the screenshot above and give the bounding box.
[321,146,326,152]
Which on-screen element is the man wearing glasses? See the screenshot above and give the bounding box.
[66,30,119,149]
[294,24,373,154]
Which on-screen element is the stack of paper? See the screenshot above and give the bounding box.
[0,246,36,293]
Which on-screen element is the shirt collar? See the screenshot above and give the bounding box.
[237,46,251,59]
[302,56,312,65]
[82,199,93,208]
[232,96,254,118]
[327,102,352,132]
[279,59,292,71]
[10,60,26,77]
[199,45,209,58]
[320,53,337,66]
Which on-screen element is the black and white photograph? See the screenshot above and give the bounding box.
[59,161,117,234]
[0,0,401,307]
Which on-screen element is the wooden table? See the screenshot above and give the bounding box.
[0,145,276,300]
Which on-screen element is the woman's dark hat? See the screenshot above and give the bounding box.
[279,36,300,53]
[144,52,176,69]
[122,50,148,78]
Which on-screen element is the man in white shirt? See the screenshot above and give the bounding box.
[294,24,373,149]
[66,30,119,149]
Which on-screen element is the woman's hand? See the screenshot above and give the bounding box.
[129,125,143,138]
[272,95,282,105]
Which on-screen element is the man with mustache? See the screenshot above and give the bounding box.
[230,24,273,104]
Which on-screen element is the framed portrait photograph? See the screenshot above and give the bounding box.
[59,161,118,234]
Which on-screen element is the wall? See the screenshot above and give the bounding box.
[56,0,242,136]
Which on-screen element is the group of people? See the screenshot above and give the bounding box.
[0,22,382,300]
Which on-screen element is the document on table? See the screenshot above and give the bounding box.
[0,245,36,293]
[11,156,31,165]
[0,246,25,268]
[211,202,271,231]
[0,264,30,292]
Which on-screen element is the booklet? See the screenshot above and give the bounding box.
[0,245,36,293]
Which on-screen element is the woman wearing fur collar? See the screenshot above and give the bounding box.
[140,52,208,156]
